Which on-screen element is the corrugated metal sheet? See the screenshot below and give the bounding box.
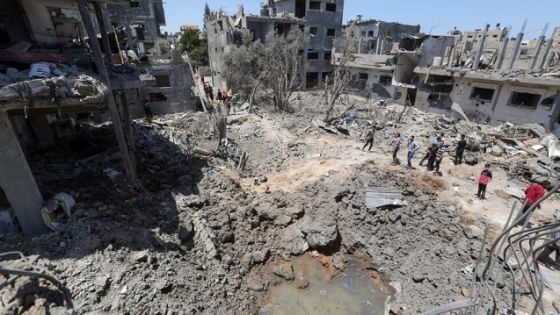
[365,187,402,209]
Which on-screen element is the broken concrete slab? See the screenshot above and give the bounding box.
[365,187,402,209]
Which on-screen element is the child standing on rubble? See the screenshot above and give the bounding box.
[391,133,401,165]
[455,134,467,165]
[476,164,493,200]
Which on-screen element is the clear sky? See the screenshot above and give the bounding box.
[162,0,559,39]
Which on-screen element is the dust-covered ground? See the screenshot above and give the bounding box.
[2,92,559,314]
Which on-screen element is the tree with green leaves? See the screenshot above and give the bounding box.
[180,29,208,67]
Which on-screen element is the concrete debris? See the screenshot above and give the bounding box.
[41,192,76,231]
[0,74,108,105]
[1,93,551,314]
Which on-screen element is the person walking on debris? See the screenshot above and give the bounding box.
[217,89,223,103]
[537,209,560,269]
[407,135,419,169]
[518,180,549,227]
[455,134,467,165]
[476,164,493,200]
[420,133,444,166]
[143,98,153,122]
[208,85,214,102]
[362,124,375,151]
[391,133,401,165]
[433,140,446,176]
[426,143,438,172]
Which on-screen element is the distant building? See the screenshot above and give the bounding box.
[108,0,166,53]
[262,0,345,87]
[207,0,345,90]
[347,19,421,54]
[181,25,201,33]
[333,19,421,101]
[206,11,303,90]
[395,25,560,133]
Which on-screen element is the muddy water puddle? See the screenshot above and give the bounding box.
[267,255,389,315]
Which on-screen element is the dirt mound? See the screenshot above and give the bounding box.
[415,174,448,192]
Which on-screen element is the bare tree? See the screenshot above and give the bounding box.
[324,24,359,123]
[260,28,307,111]
[223,28,307,112]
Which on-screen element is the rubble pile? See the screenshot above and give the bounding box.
[0,69,108,106]
[1,96,551,314]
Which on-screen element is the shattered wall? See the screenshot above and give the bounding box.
[207,16,236,91]
[302,0,344,87]
[108,0,165,46]
[19,0,91,46]
[450,77,560,128]
[138,51,198,116]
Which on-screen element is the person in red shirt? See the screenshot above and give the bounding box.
[518,181,549,227]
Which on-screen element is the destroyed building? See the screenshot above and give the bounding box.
[0,0,151,236]
[404,25,560,133]
[107,0,166,54]
[206,9,304,91]
[348,19,421,55]
[108,0,198,116]
[332,19,421,100]
[207,0,344,89]
[263,0,345,87]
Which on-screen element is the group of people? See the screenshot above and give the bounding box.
[361,126,559,269]
[202,80,235,112]
[361,131,470,176]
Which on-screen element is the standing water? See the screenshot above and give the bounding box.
[266,255,390,315]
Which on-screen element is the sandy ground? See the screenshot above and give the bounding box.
[238,113,560,229]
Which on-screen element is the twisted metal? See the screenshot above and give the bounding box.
[422,183,560,314]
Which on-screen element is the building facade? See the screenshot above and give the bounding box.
[108,0,166,53]
[263,0,345,87]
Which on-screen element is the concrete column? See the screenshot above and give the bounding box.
[473,25,489,70]
[0,111,47,235]
[539,38,553,70]
[78,0,136,182]
[93,2,113,65]
[119,92,135,151]
[531,36,545,70]
[495,35,510,71]
[508,32,525,70]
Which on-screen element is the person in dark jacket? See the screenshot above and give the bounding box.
[476,164,493,200]
[455,134,467,165]
[426,143,438,172]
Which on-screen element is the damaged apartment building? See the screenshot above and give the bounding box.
[108,0,199,115]
[392,24,560,134]
[333,19,420,100]
[0,0,188,236]
[207,0,344,89]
